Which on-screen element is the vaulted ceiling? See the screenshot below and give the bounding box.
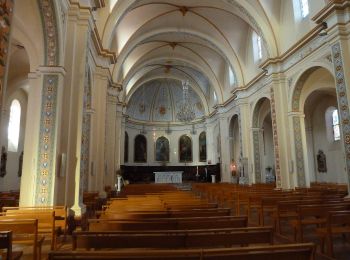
[96,0,326,120]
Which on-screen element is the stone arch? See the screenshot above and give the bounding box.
[251,97,274,183]
[290,65,334,112]
[289,66,338,187]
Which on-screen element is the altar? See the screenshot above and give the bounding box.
[154,171,183,183]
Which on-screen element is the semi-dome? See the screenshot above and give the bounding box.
[126,78,206,123]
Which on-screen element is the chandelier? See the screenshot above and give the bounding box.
[176,80,196,122]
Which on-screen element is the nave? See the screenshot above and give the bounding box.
[0,183,349,259]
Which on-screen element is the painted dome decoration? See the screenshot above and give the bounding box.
[126,79,206,123]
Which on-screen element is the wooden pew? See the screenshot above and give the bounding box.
[3,206,68,235]
[0,219,44,260]
[316,210,350,257]
[89,216,248,231]
[0,231,22,260]
[289,203,350,242]
[72,227,274,250]
[101,208,232,219]
[48,243,316,260]
[0,210,58,250]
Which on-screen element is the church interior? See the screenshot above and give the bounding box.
[0,0,350,259]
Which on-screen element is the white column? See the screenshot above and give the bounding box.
[20,72,43,206]
[104,87,118,189]
[62,6,91,216]
[90,71,108,197]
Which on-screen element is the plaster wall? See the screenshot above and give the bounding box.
[306,96,346,183]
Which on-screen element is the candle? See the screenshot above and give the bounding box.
[196,166,199,176]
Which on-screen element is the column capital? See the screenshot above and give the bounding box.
[288,111,305,118]
[37,66,66,76]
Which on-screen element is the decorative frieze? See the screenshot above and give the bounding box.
[252,129,261,183]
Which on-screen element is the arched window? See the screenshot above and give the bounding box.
[213,91,217,104]
[293,0,309,20]
[252,32,262,62]
[332,109,340,141]
[228,66,236,88]
[8,99,21,152]
[300,0,309,18]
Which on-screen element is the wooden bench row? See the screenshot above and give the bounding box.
[88,216,248,231]
[49,243,316,260]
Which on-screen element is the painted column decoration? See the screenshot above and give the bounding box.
[0,0,14,105]
[292,115,306,187]
[270,87,281,188]
[80,65,92,192]
[331,43,350,185]
[35,0,59,205]
[252,128,261,183]
[252,102,262,183]
[35,74,59,204]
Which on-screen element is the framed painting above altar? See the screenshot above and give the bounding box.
[179,135,192,162]
[155,136,169,162]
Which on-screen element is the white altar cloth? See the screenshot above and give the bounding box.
[154,171,183,183]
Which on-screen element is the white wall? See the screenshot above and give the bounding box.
[306,95,346,183]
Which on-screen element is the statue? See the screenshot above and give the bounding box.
[0,146,7,177]
[18,151,23,177]
[317,150,327,173]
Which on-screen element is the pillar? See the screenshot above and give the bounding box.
[60,5,91,216]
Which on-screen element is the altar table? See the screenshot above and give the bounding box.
[154,171,183,183]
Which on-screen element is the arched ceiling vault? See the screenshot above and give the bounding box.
[101,0,278,115]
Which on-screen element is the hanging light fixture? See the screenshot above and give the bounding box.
[176,80,196,122]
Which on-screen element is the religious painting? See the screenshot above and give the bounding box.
[199,131,207,162]
[179,135,192,162]
[134,134,147,162]
[155,136,169,162]
[124,132,129,163]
